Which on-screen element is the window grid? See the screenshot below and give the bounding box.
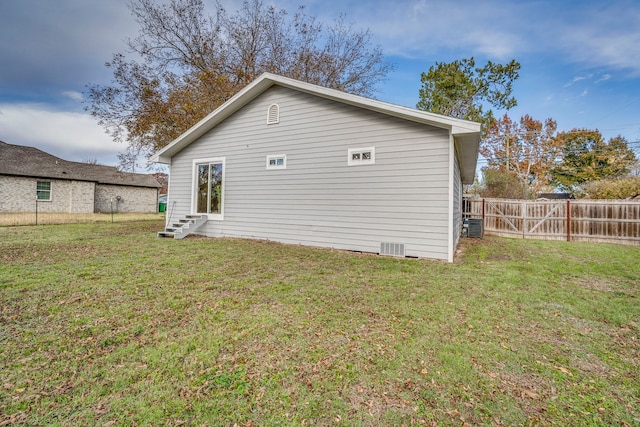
[347,147,375,166]
[266,154,287,169]
[36,181,51,201]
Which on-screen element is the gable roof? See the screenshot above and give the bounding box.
[150,73,481,184]
[0,141,162,188]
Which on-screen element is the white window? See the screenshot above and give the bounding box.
[348,147,375,166]
[267,104,279,124]
[266,154,287,170]
[192,157,225,219]
[36,181,51,201]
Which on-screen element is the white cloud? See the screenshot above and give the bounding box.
[0,104,122,165]
[325,0,640,76]
[310,0,527,60]
[563,74,593,87]
[0,1,137,90]
[549,3,640,76]
[596,74,612,83]
[62,90,83,101]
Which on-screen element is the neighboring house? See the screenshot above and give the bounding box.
[0,141,162,214]
[538,192,572,200]
[151,73,481,261]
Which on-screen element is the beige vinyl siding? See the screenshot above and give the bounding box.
[168,86,452,259]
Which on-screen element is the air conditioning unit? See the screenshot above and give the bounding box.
[466,218,484,238]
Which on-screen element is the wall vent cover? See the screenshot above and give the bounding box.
[267,104,279,124]
[380,242,406,257]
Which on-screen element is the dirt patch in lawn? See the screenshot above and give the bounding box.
[573,278,623,293]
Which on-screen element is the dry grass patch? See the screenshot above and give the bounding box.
[1,221,638,425]
[0,212,164,226]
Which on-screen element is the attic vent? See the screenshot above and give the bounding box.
[267,104,279,124]
[380,242,406,257]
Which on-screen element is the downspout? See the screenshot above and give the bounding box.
[165,163,171,228]
[447,133,455,263]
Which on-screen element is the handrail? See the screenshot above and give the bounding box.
[166,200,177,228]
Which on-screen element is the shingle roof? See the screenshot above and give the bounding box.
[0,141,162,188]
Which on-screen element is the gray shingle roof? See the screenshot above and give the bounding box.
[0,141,162,188]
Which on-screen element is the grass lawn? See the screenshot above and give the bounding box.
[1,220,638,426]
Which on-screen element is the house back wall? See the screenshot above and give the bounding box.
[168,86,453,259]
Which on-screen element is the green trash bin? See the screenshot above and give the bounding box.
[159,195,167,212]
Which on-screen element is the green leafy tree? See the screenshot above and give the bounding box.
[86,0,392,168]
[550,129,637,195]
[416,57,520,130]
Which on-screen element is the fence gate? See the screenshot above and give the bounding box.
[463,198,640,245]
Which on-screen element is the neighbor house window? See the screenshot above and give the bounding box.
[266,154,286,170]
[36,181,51,201]
[193,158,225,218]
[267,104,280,124]
[348,147,375,166]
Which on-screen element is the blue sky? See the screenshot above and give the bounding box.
[1,0,639,168]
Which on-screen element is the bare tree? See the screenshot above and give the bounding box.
[86,0,392,167]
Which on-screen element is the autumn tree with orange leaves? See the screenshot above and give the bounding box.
[86,0,392,171]
[481,114,561,194]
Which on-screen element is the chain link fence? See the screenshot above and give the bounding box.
[0,201,165,226]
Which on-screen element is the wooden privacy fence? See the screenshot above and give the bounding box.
[463,198,640,245]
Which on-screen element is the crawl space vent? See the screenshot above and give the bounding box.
[380,242,405,257]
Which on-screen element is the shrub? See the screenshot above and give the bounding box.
[583,176,640,199]
[480,168,535,199]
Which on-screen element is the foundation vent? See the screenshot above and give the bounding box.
[380,242,405,257]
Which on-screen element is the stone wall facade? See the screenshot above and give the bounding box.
[94,184,159,213]
[0,176,94,213]
[1,175,159,214]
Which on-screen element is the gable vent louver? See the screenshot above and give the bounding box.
[267,104,279,124]
[380,242,406,257]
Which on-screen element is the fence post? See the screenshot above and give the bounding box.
[566,200,571,242]
[482,198,485,221]
[522,200,526,239]
[35,197,38,225]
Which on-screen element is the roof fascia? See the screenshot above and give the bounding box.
[151,75,276,163]
[265,74,481,135]
[0,171,93,183]
[151,73,481,164]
